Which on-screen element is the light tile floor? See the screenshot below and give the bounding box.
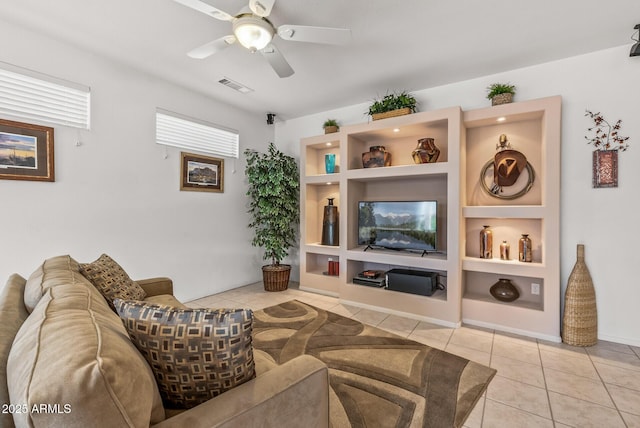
[187,282,640,428]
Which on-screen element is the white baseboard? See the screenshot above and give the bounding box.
[462,318,562,343]
[339,298,461,329]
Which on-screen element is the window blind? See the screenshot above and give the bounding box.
[156,110,239,158]
[0,63,90,129]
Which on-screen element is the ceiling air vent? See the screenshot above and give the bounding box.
[218,77,253,93]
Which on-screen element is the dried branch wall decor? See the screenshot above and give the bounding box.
[585,110,630,188]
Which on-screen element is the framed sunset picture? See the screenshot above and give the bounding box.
[180,152,224,193]
[0,119,54,182]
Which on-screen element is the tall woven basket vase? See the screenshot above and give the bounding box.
[562,244,597,346]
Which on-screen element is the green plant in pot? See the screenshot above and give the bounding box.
[486,83,516,106]
[323,119,339,134]
[368,90,417,120]
[244,142,300,291]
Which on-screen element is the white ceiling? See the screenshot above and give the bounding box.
[1,0,639,120]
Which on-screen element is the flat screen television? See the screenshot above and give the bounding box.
[358,201,437,252]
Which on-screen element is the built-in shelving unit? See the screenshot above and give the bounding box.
[300,108,463,325]
[299,96,562,340]
[461,96,561,341]
[300,133,341,296]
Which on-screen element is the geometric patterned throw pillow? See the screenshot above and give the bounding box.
[79,254,147,309]
[113,299,255,409]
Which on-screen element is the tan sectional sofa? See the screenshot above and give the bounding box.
[0,255,329,428]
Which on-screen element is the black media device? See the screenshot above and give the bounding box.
[353,270,386,287]
[385,268,439,296]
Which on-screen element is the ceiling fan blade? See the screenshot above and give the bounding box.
[260,44,294,78]
[249,0,275,17]
[173,0,234,21]
[187,35,236,59]
[277,25,352,45]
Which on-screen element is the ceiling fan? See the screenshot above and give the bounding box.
[173,0,352,78]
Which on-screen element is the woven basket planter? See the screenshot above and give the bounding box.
[262,264,291,292]
[491,93,513,106]
[562,244,597,346]
[324,126,339,134]
[371,107,412,121]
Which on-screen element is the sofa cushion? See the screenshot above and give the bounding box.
[7,281,165,427]
[0,274,29,428]
[79,254,147,309]
[23,254,83,312]
[114,300,256,409]
[144,294,188,308]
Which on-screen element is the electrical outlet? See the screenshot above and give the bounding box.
[531,283,540,295]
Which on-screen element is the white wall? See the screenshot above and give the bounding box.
[0,18,274,302]
[276,45,640,346]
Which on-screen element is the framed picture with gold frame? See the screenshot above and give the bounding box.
[180,152,224,193]
[0,118,54,182]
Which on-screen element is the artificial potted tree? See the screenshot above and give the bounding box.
[323,119,339,134]
[368,90,417,121]
[486,83,516,106]
[244,143,300,291]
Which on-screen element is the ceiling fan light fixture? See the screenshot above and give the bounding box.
[233,15,274,52]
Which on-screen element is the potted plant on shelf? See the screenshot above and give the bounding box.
[486,83,516,106]
[368,90,417,121]
[244,143,300,291]
[323,119,339,134]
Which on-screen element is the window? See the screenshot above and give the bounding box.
[0,62,90,129]
[156,109,239,158]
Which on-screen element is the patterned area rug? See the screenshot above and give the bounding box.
[252,300,496,428]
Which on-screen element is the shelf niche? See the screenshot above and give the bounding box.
[345,176,448,254]
[304,183,340,246]
[463,270,544,311]
[303,136,341,176]
[346,116,450,171]
[464,218,542,263]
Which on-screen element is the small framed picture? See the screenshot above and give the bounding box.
[0,119,54,182]
[180,152,224,193]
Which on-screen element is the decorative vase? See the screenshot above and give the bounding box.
[500,241,510,260]
[324,125,339,134]
[518,234,532,262]
[563,244,597,346]
[321,198,339,246]
[592,150,618,188]
[491,93,513,106]
[362,146,391,168]
[490,278,520,302]
[480,225,493,259]
[325,153,336,174]
[411,138,440,164]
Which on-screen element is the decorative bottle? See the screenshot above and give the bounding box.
[562,244,597,346]
[480,225,493,259]
[499,241,510,260]
[518,234,532,262]
[321,198,339,246]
